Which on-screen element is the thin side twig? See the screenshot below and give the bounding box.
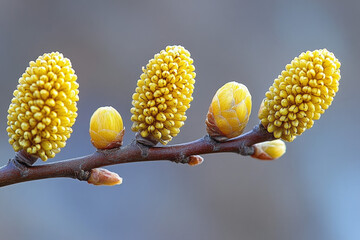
[0,124,274,187]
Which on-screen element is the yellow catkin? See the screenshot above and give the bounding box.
[7,52,79,161]
[130,45,196,145]
[89,106,124,149]
[206,81,252,141]
[258,49,340,141]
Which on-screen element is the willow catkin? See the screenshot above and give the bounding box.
[7,52,79,161]
[131,45,196,145]
[258,49,340,141]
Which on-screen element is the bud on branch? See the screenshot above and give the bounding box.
[0,47,341,188]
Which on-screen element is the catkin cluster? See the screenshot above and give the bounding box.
[7,52,79,161]
[258,49,340,141]
[131,45,196,145]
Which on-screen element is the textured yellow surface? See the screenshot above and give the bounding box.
[131,45,195,144]
[258,49,341,141]
[7,52,79,161]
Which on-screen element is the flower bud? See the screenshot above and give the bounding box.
[259,49,341,141]
[7,52,79,161]
[89,106,124,149]
[188,155,204,166]
[251,139,286,160]
[87,168,123,186]
[206,81,252,141]
[131,45,196,145]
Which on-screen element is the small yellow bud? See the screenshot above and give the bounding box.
[259,49,341,141]
[89,106,124,149]
[251,139,286,160]
[188,155,204,166]
[7,52,79,161]
[131,45,196,145]
[87,168,123,186]
[206,81,252,141]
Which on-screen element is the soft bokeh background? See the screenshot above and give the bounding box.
[0,0,359,239]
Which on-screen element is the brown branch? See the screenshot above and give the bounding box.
[0,124,275,187]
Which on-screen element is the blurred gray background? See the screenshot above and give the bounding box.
[0,0,359,239]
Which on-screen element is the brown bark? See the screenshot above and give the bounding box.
[0,124,274,187]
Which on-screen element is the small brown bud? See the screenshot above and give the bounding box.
[188,155,204,166]
[87,168,123,186]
